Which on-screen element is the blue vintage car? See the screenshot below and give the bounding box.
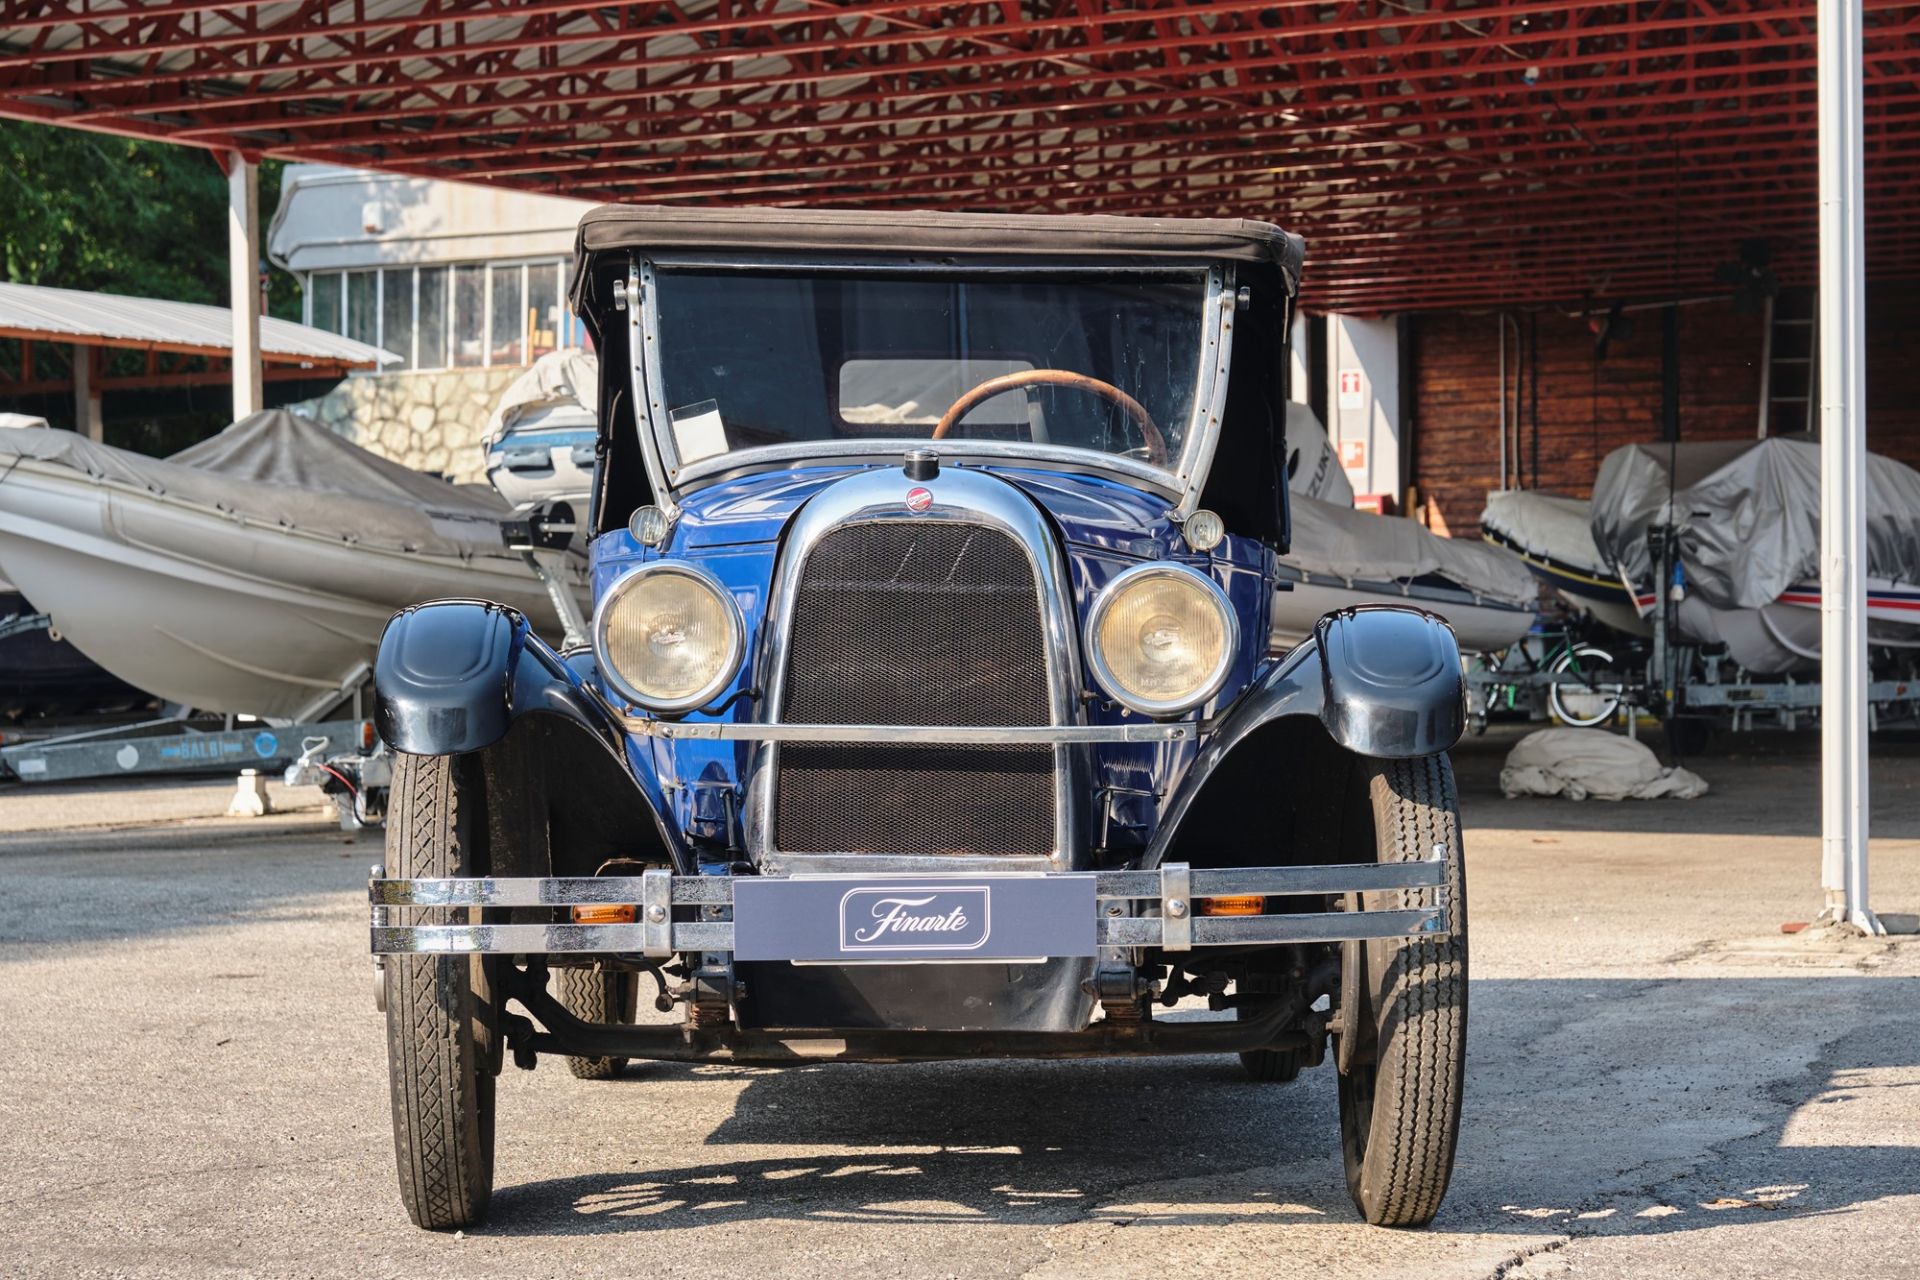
[369,206,1466,1232]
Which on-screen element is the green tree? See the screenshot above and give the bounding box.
[1,120,308,448]
[0,120,300,318]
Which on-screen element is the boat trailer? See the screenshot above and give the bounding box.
[1468,533,1920,740]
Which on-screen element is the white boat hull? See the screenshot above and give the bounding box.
[0,458,573,719]
[1271,572,1536,655]
[485,416,597,510]
[1646,578,1920,674]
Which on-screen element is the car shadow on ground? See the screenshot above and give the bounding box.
[483,974,1918,1242]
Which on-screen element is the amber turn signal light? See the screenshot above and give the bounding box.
[1196,895,1265,916]
[570,904,638,924]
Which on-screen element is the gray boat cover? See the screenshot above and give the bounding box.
[1590,436,1920,609]
[482,350,600,444]
[1481,489,1609,575]
[1288,492,1538,607]
[0,410,511,558]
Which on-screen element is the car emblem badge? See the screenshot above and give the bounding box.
[840,886,992,953]
[904,486,934,513]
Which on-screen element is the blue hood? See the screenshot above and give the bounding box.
[588,461,1272,864]
[659,463,1185,559]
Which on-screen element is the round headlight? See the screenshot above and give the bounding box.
[595,563,744,713]
[1086,564,1237,716]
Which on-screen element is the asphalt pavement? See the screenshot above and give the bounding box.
[1,730,1916,1279]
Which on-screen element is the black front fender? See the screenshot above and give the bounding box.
[1308,604,1467,758]
[374,601,689,872]
[375,600,616,757]
[1148,605,1463,865]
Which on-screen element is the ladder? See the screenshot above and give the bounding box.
[1757,288,1817,438]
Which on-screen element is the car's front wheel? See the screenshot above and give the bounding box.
[384,751,496,1231]
[1335,754,1467,1228]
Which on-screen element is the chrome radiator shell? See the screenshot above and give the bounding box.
[743,466,1083,873]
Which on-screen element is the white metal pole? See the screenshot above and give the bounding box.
[1497,314,1507,492]
[1817,0,1881,934]
[227,153,263,420]
[1756,294,1774,439]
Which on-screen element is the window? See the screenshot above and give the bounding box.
[452,264,486,367]
[307,258,576,372]
[652,270,1208,467]
[528,263,560,359]
[345,271,378,349]
[416,267,448,370]
[489,262,524,366]
[310,272,342,334]
[381,267,414,369]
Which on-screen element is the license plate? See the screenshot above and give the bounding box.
[731,873,1097,963]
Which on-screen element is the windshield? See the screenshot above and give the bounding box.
[649,269,1210,475]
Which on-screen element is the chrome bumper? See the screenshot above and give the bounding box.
[369,857,1449,958]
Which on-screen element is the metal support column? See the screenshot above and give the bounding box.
[1496,314,1507,492]
[70,344,102,439]
[227,152,263,419]
[1816,0,1881,934]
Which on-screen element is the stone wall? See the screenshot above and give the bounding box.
[284,366,525,484]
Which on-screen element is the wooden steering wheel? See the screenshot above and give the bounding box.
[930,369,1169,468]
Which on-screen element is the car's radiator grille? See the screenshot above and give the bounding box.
[775,520,1054,856]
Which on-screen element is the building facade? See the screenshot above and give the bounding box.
[268,165,594,482]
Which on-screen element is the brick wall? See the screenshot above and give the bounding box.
[1409,285,1920,539]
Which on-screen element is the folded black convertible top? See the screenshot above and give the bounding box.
[571,204,1304,304]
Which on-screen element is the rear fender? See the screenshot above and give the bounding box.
[374,600,687,873]
[1149,605,1462,866]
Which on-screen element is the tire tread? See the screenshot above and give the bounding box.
[559,968,632,1080]
[1343,753,1467,1228]
[384,753,493,1230]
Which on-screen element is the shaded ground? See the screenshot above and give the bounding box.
[1,729,1916,1279]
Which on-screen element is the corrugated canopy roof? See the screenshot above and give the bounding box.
[2,2,1916,313]
[0,280,395,366]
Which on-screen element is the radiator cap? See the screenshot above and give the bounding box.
[903,448,940,481]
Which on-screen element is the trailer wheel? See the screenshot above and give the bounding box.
[1335,754,1467,1228]
[383,752,495,1231]
[1548,644,1624,728]
[560,967,639,1079]
[1663,715,1713,758]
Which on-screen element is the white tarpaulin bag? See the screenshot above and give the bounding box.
[1500,728,1708,801]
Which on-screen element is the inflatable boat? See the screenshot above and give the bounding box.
[0,411,581,719]
[1267,405,1536,654]
[1481,488,1649,636]
[1589,436,1920,672]
[1272,492,1539,654]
